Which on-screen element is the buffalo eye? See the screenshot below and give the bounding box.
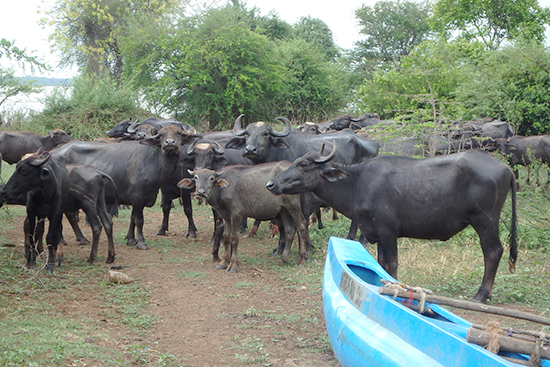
[19,167,28,175]
[209,176,215,182]
[208,151,213,156]
[298,161,307,168]
[263,131,269,136]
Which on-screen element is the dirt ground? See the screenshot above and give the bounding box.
[1,204,341,367]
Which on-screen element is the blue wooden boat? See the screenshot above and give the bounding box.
[323,237,550,367]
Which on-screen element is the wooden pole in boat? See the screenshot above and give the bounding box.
[378,287,550,326]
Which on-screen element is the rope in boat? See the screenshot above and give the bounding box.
[381,280,430,314]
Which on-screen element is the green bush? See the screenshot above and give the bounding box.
[28,74,147,140]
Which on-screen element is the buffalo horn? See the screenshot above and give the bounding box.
[315,141,337,163]
[30,151,52,166]
[232,114,247,136]
[212,140,225,155]
[215,171,224,177]
[273,117,292,137]
[127,122,140,134]
[187,169,194,176]
[186,136,204,155]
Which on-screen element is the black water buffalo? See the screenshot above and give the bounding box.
[0,129,72,169]
[226,114,379,165]
[297,122,323,135]
[0,151,69,272]
[51,125,200,249]
[1,160,117,266]
[267,148,517,303]
[328,112,383,131]
[125,123,158,140]
[178,162,308,272]
[106,116,195,138]
[495,135,550,185]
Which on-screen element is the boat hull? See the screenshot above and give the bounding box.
[323,237,544,367]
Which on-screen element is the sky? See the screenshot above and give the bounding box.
[0,0,375,79]
[2,0,550,79]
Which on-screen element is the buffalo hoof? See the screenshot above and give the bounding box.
[46,264,55,274]
[155,228,167,236]
[126,239,136,247]
[185,231,197,239]
[216,264,227,270]
[106,254,116,264]
[135,241,148,250]
[227,267,237,273]
[86,256,95,264]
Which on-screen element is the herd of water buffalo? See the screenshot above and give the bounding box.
[1,111,548,303]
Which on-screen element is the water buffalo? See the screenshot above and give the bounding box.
[226,114,379,242]
[267,148,517,303]
[155,132,251,238]
[225,114,379,165]
[495,135,550,186]
[106,116,195,138]
[51,125,200,249]
[328,112,383,131]
[178,162,308,272]
[0,129,72,169]
[0,151,69,271]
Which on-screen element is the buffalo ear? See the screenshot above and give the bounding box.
[177,178,195,190]
[269,137,290,150]
[321,168,350,183]
[225,137,245,150]
[215,178,229,189]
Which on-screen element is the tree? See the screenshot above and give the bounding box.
[127,4,285,129]
[0,39,47,122]
[455,42,550,135]
[354,0,432,67]
[356,39,478,121]
[42,0,179,79]
[292,16,340,60]
[429,0,550,50]
[274,38,347,122]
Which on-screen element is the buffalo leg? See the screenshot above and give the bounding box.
[376,233,399,280]
[97,189,115,263]
[23,216,38,269]
[244,219,261,237]
[156,194,172,236]
[278,211,296,264]
[45,213,63,272]
[286,208,308,265]
[211,213,224,262]
[470,224,504,303]
[78,201,103,264]
[180,190,197,238]
[65,211,90,246]
[125,216,136,246]
[131,205,147,250]
[226,217,240,272]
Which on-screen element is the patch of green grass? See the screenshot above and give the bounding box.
[178,270,205,278]
[0,316,122,366]
[235,282,255,289]
[101,282,156,330]
[230,335,271,366]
